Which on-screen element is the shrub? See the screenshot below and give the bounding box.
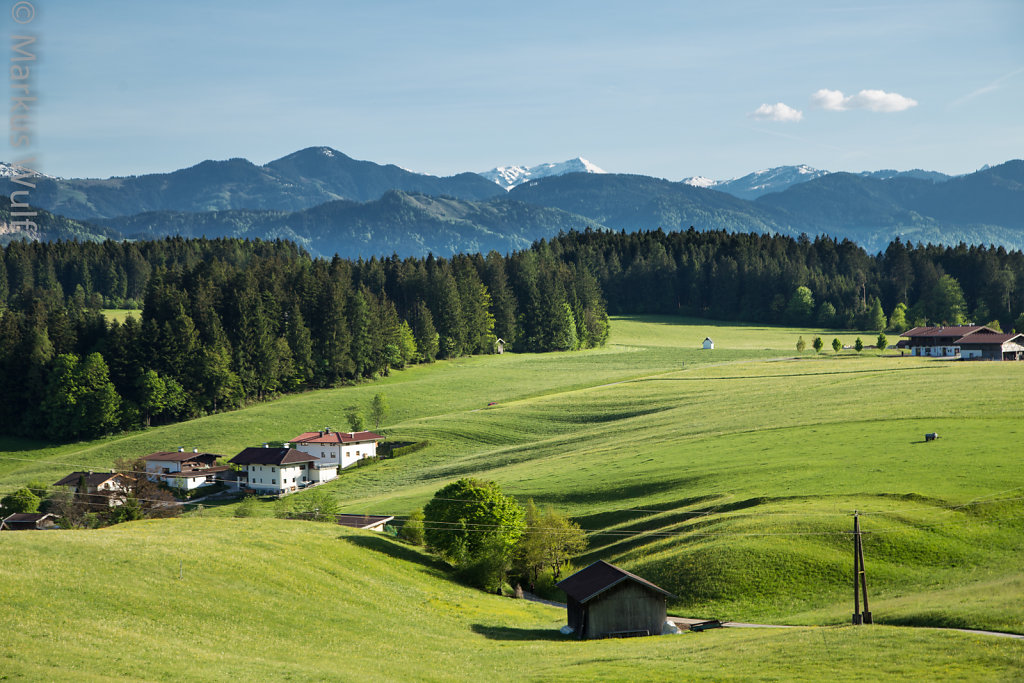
[399,509,425,545]
[234,495,259,518]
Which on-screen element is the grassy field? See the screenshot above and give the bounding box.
[1,518,1021,682]
[100,308,142,323]
[2,314,1023,678]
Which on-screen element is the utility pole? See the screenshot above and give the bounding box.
[852,511,871,625]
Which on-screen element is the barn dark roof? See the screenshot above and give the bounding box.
[229,447,315,466]
[144,451,223,463]
[336,514,394,529]
[557,560,674,604]
[53,471,126,488]
[2,512,56,530]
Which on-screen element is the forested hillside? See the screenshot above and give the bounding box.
[2,228,1023,441]
[556,229,1024,331]
[0,238,609,440]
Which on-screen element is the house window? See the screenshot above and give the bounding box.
[271,467,276,472]
[272,479,277,484]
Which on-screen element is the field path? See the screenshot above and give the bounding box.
[525,596,1024,639]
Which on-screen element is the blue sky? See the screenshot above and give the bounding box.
[6,0,1023,180]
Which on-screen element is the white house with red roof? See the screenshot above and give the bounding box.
[899,325,1024,360]
[289,428,383,472]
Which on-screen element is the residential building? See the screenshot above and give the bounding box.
[229,446,336,495]
[899,326,1024,360]
[143,448,230,491]
[289,429,383,472]
[52,471,131,506]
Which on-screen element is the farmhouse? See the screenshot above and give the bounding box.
[336,514,395,532]
[143,448,230,491]
[702,337,714,350]
[557,560,675,640]
[229,446,337,495]
[289,428,383,472]
[53,471,131,505]
[899,325,1024,360]
[1,512,58,531]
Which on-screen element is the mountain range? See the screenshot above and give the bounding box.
[682,165,953,200]
[3,148,1022,257]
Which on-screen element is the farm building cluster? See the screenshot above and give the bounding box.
[3,429,387,531]
[898,325,1024,361]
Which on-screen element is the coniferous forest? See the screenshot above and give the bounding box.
[2,228,1024,441]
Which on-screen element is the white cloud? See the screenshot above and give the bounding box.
[749,102,803,122]
[811,88,917,112]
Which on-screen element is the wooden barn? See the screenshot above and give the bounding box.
[557,560,674,639]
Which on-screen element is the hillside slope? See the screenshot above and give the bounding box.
[2,517,1022,680]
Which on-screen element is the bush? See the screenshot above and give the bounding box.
[234,495,259,518]
[399,509,425,545]
[391,441,430,458]
[1,487,40,515]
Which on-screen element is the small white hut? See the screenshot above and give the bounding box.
[495,338,505,354]
[702,337,714,350]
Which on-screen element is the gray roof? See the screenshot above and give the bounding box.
[557,560,674,604]
[229,447,315,466]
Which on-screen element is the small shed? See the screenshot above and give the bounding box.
[557,560,674,639]
[336,514,395,532]
[702,337,714,350]
[1,512,59,531]
[495,338,505,354]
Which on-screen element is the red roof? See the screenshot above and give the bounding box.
[290,430,382,445]
[900,325,994,339]
[955,331,1024,345]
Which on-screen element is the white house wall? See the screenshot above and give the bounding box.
[293,440,377,470]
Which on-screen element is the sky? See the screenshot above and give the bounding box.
[5,0,1023,181]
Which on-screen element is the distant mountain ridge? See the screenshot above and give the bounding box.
[4,148,1023,257]
[3,147,505,220]
[99,191,609,258]
[682,164,952,200]
[478,157,606,190]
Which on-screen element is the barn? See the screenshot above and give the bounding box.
[557,560,674,639]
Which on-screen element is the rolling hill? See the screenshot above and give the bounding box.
[2,317,1023,678]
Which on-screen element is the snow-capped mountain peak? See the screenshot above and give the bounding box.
[479,157,607,190]
[682,164,829,199]
[0,161,58,180]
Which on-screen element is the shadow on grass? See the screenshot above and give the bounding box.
[471,624,566,641]
[341,534,450,576]
[0,435,61,453]
[534,477,701,507]
[572,495,722,530]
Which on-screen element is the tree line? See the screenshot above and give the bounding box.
[0,237,609,441]
[549,228,1024,332]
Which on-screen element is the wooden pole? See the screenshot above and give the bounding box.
[852,512,862,624]
[857,515,871,624]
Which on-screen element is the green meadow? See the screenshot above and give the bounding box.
[2,315,1023,679]
[2,519,1021,682]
